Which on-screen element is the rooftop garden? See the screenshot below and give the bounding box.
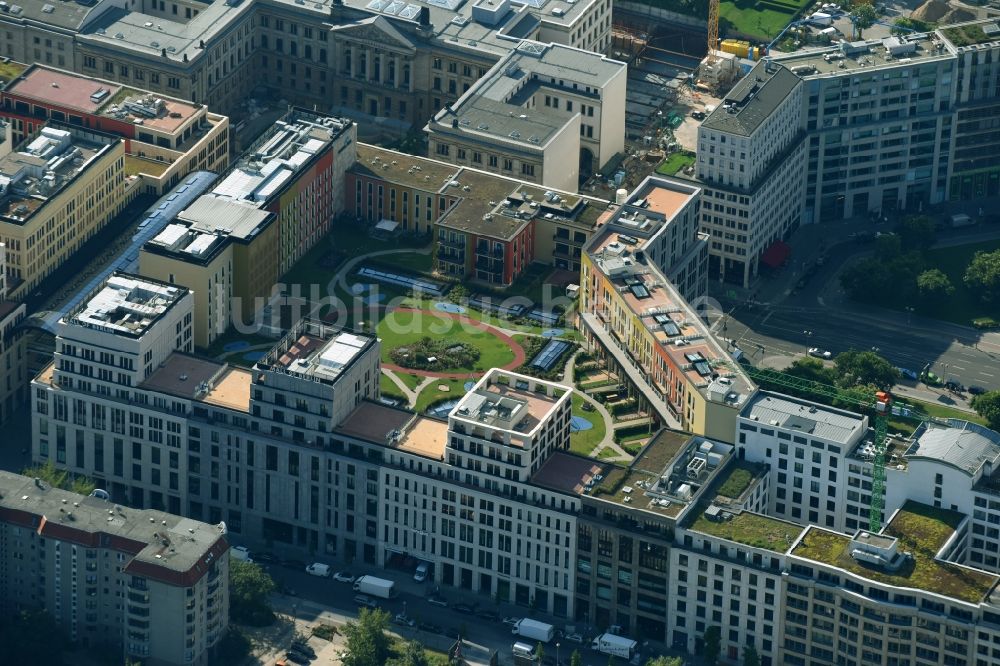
[0,60,27,83]
[793,502,997,603]
[632,430,692,474]
[942,24,993,47]
[690,507,801,552]
[715,461,765,500]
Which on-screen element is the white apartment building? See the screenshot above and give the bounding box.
[0,470,229,666]
[32,273,585,616]
[426,40,626,193]
[696,60,806,287]
[775,33,957,221]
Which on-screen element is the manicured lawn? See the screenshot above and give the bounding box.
[393,371,425,391]
[377,309,515,372]
[415,378,468,413]
[655,151,695,177]
[379,373,406,401]
[720,1,800,41]
[0,60,26,82]
[568,391,606,456]
[690,505,800,552]
[913,240,1000,326]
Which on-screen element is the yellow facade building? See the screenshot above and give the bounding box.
[0,125,125,299]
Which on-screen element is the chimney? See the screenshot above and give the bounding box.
[183,53,188,62]
[452,118,458,128]
[161,47,168,58]
[419,6,430,26]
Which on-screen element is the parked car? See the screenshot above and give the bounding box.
[394,613,416,627]
[354,594,379,609]
[280,558,306,570]
[945,381,966,393]
[332,571,356,583]
[290,639,315,658]
[413,562,430,583]
[418,621,443,634]
[563,632,584,644]
[502,616,522,627]
[427,594,449,608]
[451,602,477,614]
[691,111,706,120]
[255,552,279,566]
[284,650,310,665]
[969,385,988,396]
[475,609,501,622]
[808,347,832,360]
[897,367,919,381]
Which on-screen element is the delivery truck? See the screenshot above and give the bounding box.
[511,618,555,642]
[591,633,638,659]
[352,575,396,599]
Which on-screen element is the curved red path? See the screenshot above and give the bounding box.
[381,306,527,379]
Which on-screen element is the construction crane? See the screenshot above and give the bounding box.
[728,363,931,532]
[707,0,720,64]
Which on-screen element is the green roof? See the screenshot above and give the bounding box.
[793,501,998,603]
[714,461,765,500]
[690,506,802,552]
[942,23,999,48]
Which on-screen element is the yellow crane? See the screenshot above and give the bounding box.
[707,0,720,63]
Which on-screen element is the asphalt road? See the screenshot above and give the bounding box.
[261,563,658,666]
[710,226,1000,390]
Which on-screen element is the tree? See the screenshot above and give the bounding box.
[972,391,1000,430]
[702,626,721,664]
[571,650,584,666]
[536,642,545,664]
[229,559,276,626]
[0,610,67,664]
[387,640,429,666]
[343,607,392,666]
[785,357,838,386]
[896,215,936,252]
[743,644,761,666]
[850,2,878,37]
[917,268,955,302]
[645,657,683,666]
[21,459,96,496]
[834,349,900,390]
[964,249,1000,301]
[840,258,890,303]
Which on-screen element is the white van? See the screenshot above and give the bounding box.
[230,546,253,563]
[512,642,536,659]
[414,562,430,582]
[306,563,331,577]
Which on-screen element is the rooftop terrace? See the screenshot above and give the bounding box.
[139,353,251,413]
[335,401,448,460]
[452,369,568,437]
[792,501,998,603]
[939,20,1000,49]
[66,273,188,338]
[776,32,949,78]
[258,324,376,386]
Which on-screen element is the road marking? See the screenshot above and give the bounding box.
[950,365,965,371]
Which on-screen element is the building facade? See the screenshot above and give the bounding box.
[578,175,751,441]
[0,124,126,298]
[0,64,230,197]
[426,41,626,193]
[0,469,229,666]
[0,240,25,422]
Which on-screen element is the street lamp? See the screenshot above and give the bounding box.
[905,306,915,324]
[556,642,561,665]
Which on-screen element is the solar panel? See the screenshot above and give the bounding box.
[530,340,571,371]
